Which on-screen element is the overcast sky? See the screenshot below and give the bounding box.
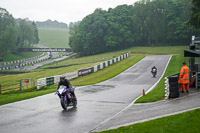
[1,0,139,24]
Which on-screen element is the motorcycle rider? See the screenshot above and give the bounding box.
[57,75,76,100]
[151,66,157,75]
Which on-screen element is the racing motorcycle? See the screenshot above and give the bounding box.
[151,68,157,77]
[56,85,77,110]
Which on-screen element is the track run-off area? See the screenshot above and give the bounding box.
[1,55,199,133]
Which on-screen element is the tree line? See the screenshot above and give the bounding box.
[36,19,68,29]
[69,0,200,56]
[0,8,39,57]
[36,20,80,29]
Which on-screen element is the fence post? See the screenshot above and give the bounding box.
[33,79,35,87]
[20,80,22,91]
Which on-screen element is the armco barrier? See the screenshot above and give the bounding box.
[0,53,44,66]
[90,67,94,73]
[118,56,121,61]
[46,77,54,86]
[105,61,108,67]
[112,59,115,64]
[37,71,79,89]
[54,75,61,84]
[108,60,110,66]
[97,64,101,71]
[100,63,103,70]
[0,53,47,70]
[103,62,106,68]
[37,78,46,89]
[121,55,123,60]
[78,68,91,76]
[94,65,98,72]
[64,71,78,80]
[116,57,119,62]
[37,52,130,89]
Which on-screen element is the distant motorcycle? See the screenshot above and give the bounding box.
[56,85,77,110]
[151,68,157,77]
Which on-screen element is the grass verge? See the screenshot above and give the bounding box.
[71,54,144,86]
[0,86,55,105]
[97,109,200,133]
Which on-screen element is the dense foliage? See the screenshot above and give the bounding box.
[69,0,200,56]
[189,0,200,29]
[0,8,39,57]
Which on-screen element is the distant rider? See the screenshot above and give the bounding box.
[57,75,76,99]
[151,66,157,74]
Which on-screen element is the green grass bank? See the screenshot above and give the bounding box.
[38,27,70,48]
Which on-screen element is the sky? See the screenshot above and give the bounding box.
[1,0,139,24]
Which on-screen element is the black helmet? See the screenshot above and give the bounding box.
[60,75,65,80]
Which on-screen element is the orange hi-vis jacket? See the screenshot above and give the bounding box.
[178,65,190,84]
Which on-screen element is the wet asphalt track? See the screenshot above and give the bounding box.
[0,55,171,133]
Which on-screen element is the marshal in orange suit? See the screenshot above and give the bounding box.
[178,62,190,93]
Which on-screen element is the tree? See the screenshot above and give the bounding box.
[0,8,40,58]
[105,5,134,49]
[0,8,18,57]
[69,8,108,56]
[166,0,198,45]
[69,22,80,53]
[189,0,200,29]
[69,0,200,56]
[32,21,39,44]
[17,20,35,48]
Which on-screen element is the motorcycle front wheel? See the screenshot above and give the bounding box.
[73,99,77,107]
[60,96,68,110]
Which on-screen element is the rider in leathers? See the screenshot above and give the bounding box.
[57,75,76,100]
[151,66,157,74]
